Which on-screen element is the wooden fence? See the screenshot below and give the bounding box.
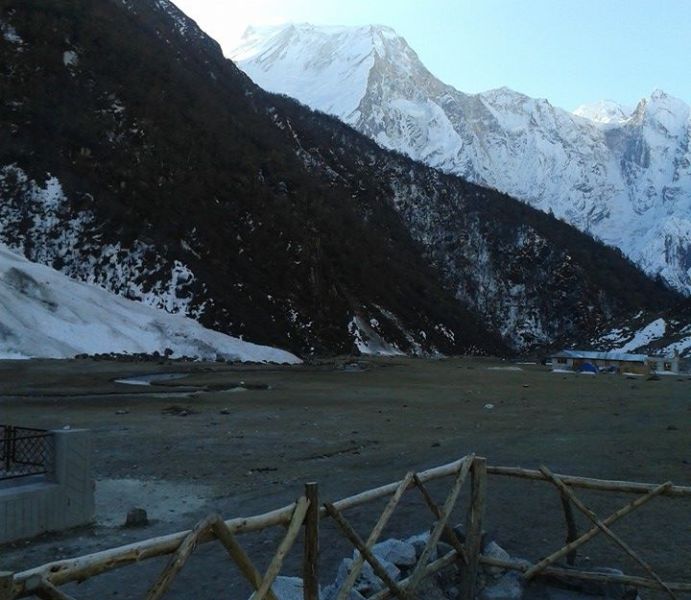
[2,455,690,600]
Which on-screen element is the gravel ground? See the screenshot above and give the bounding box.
[0,356,689,599]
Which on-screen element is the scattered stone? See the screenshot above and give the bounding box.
[415,576,452,600]
[219,408,231,415]
[482,540,511,576]
[431,441,441,447]
[372,538,417,567]
[161,405,197,416]
[334,556,400,597]
[406,531,437,562]
[480,571,523,600]
[436,541,454,558]
[322,583,365,600]
[433,561,461,590]
[124,507,148,528]
[269,576,306,600]
[484,403,495,409]
[321,531,631,600]
[452,525,466,543]
[114,409,129,415]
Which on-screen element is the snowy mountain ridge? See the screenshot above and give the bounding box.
[231,24,691,295]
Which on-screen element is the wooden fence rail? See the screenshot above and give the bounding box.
[3,456,689,600]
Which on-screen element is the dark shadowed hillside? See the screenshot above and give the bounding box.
[0,0,680,356]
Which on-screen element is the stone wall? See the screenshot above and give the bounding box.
[0,429,94,543]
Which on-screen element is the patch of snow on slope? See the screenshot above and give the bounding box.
[63,50,78,67]
[0,244,300,363]
[1,20,22,45]
[665,336,691,356]
[0,165,205,318]
[348,316,403,356]
[616,318,666,352]
[153,0,204,42]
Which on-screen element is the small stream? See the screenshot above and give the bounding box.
[113,372,269,394]
[113,373,190,386]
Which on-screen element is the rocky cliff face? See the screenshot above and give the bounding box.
[0,2,678,356]
[232,24,691,295]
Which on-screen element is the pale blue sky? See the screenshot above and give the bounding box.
[174,0,691,111]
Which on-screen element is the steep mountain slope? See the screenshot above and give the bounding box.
[0,244,299,361]
[232,24,691,295]
[0,0,504,357]
[0,1,679,356]
[591,300,691,358]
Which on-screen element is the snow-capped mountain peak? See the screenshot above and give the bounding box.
[231,24,691,295]
[573,99,631,125]
[630,89,690,136]
[230,23,425,121]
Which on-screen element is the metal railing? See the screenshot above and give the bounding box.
[0,425,53,481]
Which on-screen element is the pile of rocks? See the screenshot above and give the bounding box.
[250,531,638,600]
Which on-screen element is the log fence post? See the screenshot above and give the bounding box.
[303,483,320,600]
[0,573,13,600]
[461,457,487,600]
[559,492,578,565]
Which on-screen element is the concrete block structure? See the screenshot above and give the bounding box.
[551,349,681,375]
[647,353,680,374]
[0,429,94,543]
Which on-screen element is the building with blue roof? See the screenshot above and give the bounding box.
[550,350,679,375]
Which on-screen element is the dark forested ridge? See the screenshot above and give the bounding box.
[0,0,680,357]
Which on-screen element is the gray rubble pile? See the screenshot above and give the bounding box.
[250,530,639,600]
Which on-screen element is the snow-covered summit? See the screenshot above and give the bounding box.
[573,100,632,125]
[630,89,690,135]
[0,244,300,362]
[231,23,691,295]
[230,23,426,121]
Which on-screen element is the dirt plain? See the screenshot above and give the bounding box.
[0,356,689,599]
